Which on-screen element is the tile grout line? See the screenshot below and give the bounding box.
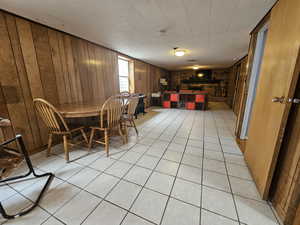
[1,109,242,225]
[199,110,206,225]
[211,110,242,225]
[3,109,173,225]
[117,109,187,225]
[158,110,196,225]
[79,109,177,225]
[1,108,278,225]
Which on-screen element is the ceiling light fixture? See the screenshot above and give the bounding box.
[192,65,199,70]
[174,47,185,57]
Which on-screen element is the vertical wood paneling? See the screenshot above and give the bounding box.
[16,17,49,145]
[31,23,59,105]
[0,10,166,154]
[108,51,119,96]
[16,18,44,99]
[63,35,83,103]
[0,83,15,142]
[58,32,73,103]
[0,12,34,149]
[94,47,106,104]
[81,40,94,101]
[86,43,98,101]
[5,14,42,148]
[233,58,248,116]
[133,61,165,106]
[48,29,68,104]
[70,36,84,103]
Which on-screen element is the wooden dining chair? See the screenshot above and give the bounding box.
[33,98,88,162]
[88,95,127,156]
[120,91,131,110]
[121,96,139,135]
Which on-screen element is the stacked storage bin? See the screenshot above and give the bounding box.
[185,94,196,110]
[170,94,179,108]
[195,94,205,110]
[163,93,171,108]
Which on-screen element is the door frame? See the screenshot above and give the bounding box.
[240,23,269,139]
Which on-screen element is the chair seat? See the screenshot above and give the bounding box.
[121,114,133,120]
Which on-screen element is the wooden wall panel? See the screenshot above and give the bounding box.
[0,83,15,143]
[31,23,59,105]
[134,60,150,106]
[16,18,45,99]
[64,35,83,103]
[16,18,49,145]
[226,56,248,111]
[0,12,35,149]
[232,57,248,116]
[0,10,166,153]
[48,29,68,104]
[93,47,106,103]
[227,67,237,107]
[58,33,74,103]
[5,14,42,148]
[87,43,99,101]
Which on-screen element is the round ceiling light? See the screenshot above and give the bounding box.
[192,65,199,70]
[174,48,186,57]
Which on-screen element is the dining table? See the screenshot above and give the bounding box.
[56,102,103,118]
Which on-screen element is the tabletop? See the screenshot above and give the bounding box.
[56,102,102,118]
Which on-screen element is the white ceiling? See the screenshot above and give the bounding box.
[0,0,276,70]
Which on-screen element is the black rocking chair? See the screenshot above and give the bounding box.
[0,135,54,220]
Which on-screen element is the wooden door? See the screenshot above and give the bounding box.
[270,76,300,225]
[244,0,300,199]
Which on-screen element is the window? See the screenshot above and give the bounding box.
[118,57,130,92]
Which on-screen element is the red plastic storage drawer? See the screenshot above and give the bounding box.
[170,94,179,102]
[163,101,171,108]
[185,102,195,110]
[195,94,205,103]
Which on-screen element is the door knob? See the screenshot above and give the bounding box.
[288,98,300,104]
[272,96,285,103]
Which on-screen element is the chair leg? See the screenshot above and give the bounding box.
[63,135,69,162]
[88,128,95,150]
[46,133,53,157]
[118,124,126,144]
[131,119,139,136]
[123,122,128,143]
[80,129,89,145]
[104,129,109,157]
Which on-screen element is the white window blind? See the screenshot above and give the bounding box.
[118,58,129,92]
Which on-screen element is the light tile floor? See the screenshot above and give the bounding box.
[0,105,281,225]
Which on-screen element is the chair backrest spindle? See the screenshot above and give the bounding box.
[33,98,69,133]
[100,95,123,129]
[127,96,139,117]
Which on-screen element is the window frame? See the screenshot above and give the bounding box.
[118,56,130,92]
